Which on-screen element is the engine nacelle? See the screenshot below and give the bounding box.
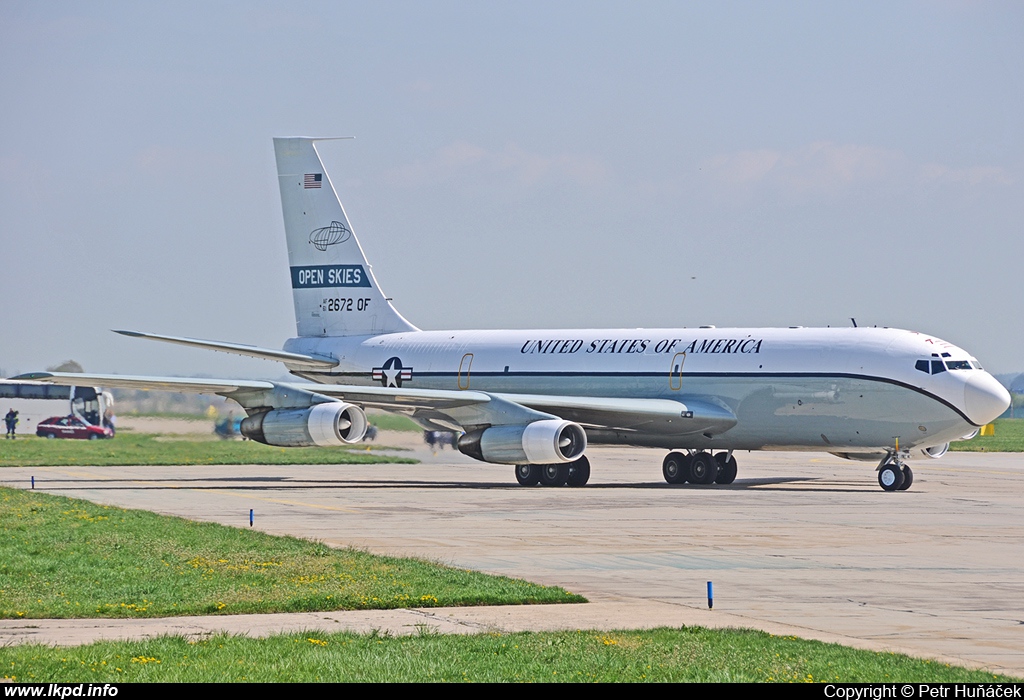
[921,443,949,459]
[458,419,587,464]
[241,403,367,447]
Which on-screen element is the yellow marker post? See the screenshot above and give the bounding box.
[980,424,995,437]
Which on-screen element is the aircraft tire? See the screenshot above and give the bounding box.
[714,453,738,484]
[662,452,688,484]
[689,452,718,485]
[878,463,904,491]
[539,463,569,487]
[515,464,541,486]
[566,455,591,487]
[897,465,914,491]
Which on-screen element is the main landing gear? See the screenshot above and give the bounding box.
[662,451,738,485]
[515,455,590,487]
[877,453,913,492]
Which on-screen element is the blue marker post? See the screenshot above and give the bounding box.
[249,509,254,527]
[31,476,34,489]
[707,581,713,609]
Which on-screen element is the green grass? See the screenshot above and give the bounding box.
[118,412,210,421]
[367,412,421,432]
[1,628,1016,683]
[0,487,584,620]
[0,432,416,467]
[949,418,1024,452]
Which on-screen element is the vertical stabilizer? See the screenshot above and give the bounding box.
[274,137,417,337]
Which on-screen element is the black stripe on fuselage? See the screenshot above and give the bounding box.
[292,370,978,427]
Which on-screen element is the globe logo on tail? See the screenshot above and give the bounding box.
[309,221,352,251]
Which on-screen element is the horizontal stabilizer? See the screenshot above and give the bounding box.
[114,330,339,369]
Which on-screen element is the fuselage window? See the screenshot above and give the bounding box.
[915,360,930,373]
[931,360,946,375]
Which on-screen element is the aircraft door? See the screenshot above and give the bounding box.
[458,353,474,390]
[669,352,686,391]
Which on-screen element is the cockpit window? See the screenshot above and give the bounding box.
[917,358,978,374]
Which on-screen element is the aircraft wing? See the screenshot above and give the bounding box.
[18,372,496,411]
[13,372,556,429]
[16,371,736,437]
[14,372,275,395]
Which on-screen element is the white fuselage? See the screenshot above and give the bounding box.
[284,326,1008,453]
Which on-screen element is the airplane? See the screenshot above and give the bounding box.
[17,137,1011,491]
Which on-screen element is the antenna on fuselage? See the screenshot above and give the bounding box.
[850,318,858,328]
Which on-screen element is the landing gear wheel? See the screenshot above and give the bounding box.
[539,463,569,487]
[714,453,738,484]
[897,465,913,491]
[662,452,689,484]
[515,464,540,486]
[878,462,904,491]
[688,452,718,485]
[566,456,591,487]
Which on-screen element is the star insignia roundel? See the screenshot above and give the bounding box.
[371,357,413,387]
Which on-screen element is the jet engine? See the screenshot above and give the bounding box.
[458,419,587,464]
[241,403,367,447]
[920,443,949,459]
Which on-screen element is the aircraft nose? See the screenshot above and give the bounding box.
[963,372,1011,426]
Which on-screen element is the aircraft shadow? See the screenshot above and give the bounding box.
[8,476,882,493]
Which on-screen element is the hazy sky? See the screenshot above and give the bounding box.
[2,1,1022,378]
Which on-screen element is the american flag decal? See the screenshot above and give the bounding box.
[304,173,322,189]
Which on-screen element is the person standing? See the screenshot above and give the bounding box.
[4,408,18,439]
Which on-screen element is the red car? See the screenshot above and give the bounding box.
[36,415,113,440]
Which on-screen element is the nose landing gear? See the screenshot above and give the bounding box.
[877,452,914,491]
